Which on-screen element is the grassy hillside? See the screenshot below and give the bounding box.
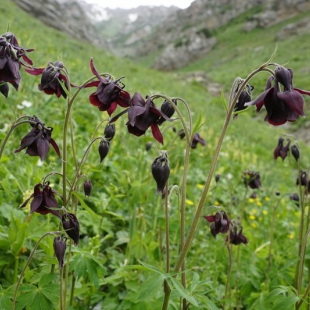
[1,1,310,309]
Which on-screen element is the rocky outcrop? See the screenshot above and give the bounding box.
[242,0,310,31]
[152,34,217,71]
[276,17,310,40]
[13,0,109,50]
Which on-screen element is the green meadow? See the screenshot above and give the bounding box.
[1,0,310,309]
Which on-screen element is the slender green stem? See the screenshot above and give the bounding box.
[164,183,170,273]
[223,244,232,309]
[70,272,76,306]
[173,66,266,274]
[12,231,61,310]
[13,256,19,284]
[60,267,64,310]
[162,280,171,310]
[69,114,78,172]
[297,228,310,296]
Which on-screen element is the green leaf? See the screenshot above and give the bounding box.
[170,277,199,307]
[137,260,166,276]
[40,284,60,305]
[192,113,202,134]
[8,214,28,256]
[135,274,164,302]
[72,191,100,219]
[0,286,12,310]
[273,296,299,310]
[39,273,57,287]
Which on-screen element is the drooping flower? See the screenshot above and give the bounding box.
[86,58,130,115]
[274,137,290,161]
[290,193,300,207]
[151,153,170,194]
[291,144,300,162]
[0,32,34,91]
[25,61,69,98]
[83,179,92,197]
[14,116,61,160]
[19,182,62,217]
[191,132,206,149]
[243,171,261,189]
[227,224,248,245]
[233,82,253,119]
[62,213,80,246]
[98,139,110,163]
[157,99,177,125]
[103,123,116,141]
[245,66,310,125]
[296,171,308,187]
[126,92,172,144]
[53,236,67,268]
[204,211,230,238]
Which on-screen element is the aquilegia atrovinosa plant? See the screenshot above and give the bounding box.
[1,30,310,310]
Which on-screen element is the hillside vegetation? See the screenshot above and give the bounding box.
[1,0,310,309]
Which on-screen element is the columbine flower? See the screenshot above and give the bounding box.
[98,139,110,163]
[86,58,130,115]
[14,116,60,160]
[291,144,300,162]
[19,182,61,217]
[104,123,116,141]
[126,92,172,144]
[274,137,290,161]
[0,32,34,91]
[233,82,253,119]
[290,193,300,207]
[157,99,177,125]
[204,211,230,238]
[227,224,248,245]
[62,213,80,246]
[296,171,308,187]
[191,132,206,149]
[245,66,310,125]
[84,179,92,197]
[151,153,170,194]
[243,171,261,189]
[53,236,67,268]
[26,61,69,98]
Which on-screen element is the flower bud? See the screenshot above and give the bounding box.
[275,66,292,90]
[62,213,80,246]
[98,139,110,163]
[290,193,300,207]
[53,236,67,268]
[215,174,220,183]
[296,171,307,187]
[104,123,116,141]
[157,99,177,125]
[84,179,92,197]
[291,144,300,162]
[145,141,152,152]
[151,154,170,194]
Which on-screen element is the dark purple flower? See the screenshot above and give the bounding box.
[62,213,80,246]
[157,99,177,125]
[274,137,290,161]
[26,61,69,98]
[215,174,220,183]
[98,139,110,163]
[14,116,61,160]
[151,154,170,194]
[243,171,261,189]
[104,123,116,141]
[296,171,307,187]
[86,58,130,116]
[0,81,9,98]
[291,144,300,162]
[53,236,67,268]
[245,66,310,125]
[126,92,172,144]
[290,193,300,207]
[227,225,248,245]
[84,179,92,197]
[191,132,206,149]
[178,129,185,139]
[204,211,230,238]
[0,32,34,91]
[145,141,152,152]
[19,182,61,217]
[233,82,253,119]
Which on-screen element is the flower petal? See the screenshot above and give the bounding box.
[277,90,305,116]
[151,123,163,144]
